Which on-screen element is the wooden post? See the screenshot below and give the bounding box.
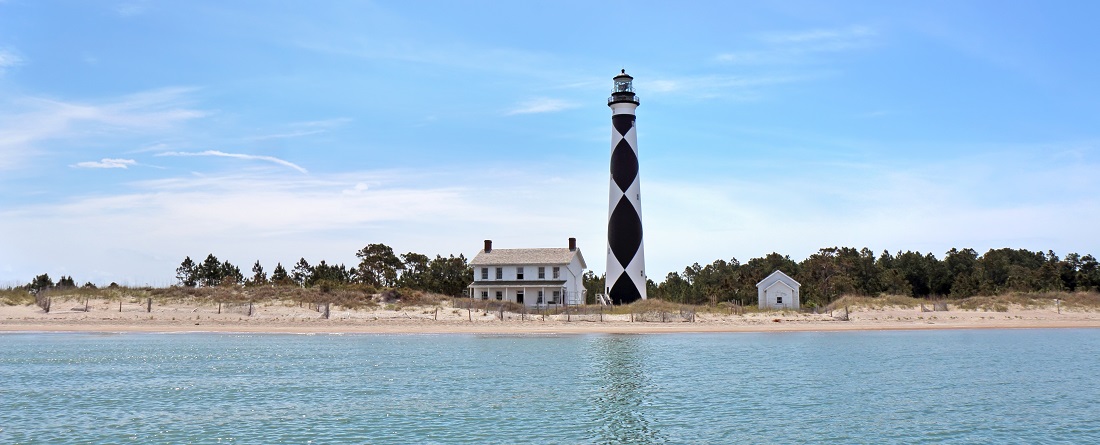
[146,298,152,313]
[45,297,51,314]
[84,298,89,312]
[468,308,472,322]
[324,303,330,319]
[599,305,603,322]
[248,302,254,317]
[218,302,222,314]
[119,300,123,313]
[498,304,504,321]
[434,307,438,321]
[1056,299,1061,314]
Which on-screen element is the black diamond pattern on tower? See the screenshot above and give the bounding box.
[612,114,634,136]
[609,271,642,305]
[607,196,642,267]
[610,139,638,192]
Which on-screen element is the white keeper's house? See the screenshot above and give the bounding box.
[468,238,587,307]
[757,270,801,310]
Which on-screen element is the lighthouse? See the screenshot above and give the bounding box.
[605,70,646,305]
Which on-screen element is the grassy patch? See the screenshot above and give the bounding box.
[828,294,923,311]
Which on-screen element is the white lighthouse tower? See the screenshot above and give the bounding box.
[605,69,647,305]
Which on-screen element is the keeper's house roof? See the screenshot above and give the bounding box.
[470,248,586,268]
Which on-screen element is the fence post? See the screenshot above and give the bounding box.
[248,302,254,317]
[147,298,152,313]
[468,307,472,322]
[119,300,123,313]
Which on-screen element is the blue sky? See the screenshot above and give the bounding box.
[2,1,1098,286]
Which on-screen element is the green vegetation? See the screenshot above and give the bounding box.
[171,243,473,297]
[7,245,1100,312]
[648,247,1100,307]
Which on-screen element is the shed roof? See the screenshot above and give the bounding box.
[470,248,586,268]
[756,270,801,289]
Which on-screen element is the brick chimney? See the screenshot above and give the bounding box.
[484,240,492,252]
[568,237,576,251]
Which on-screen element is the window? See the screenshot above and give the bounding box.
[538,267,545,279]
[495,267,502,280]
[537,292,544,304]
[551,290,561,304]
[481,291,488,300]
[495,291,503,300]
[776,296,783,304]
[552,267,560,279]
[481,268,488,280]
[516,267,524,280]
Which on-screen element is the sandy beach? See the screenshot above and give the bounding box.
[2,297,1098,334]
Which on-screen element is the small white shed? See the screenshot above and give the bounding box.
[757,270,801,310]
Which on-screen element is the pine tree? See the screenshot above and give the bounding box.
[292,258,312,287]
[270,263,291,285]
[250,260,267,286]
[176,256,198,287]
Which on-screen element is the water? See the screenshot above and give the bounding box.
[1,329,1097,444]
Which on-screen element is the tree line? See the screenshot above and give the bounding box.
[647,247,1100,307]
[15,244,1099,307]
[174,243,473,296]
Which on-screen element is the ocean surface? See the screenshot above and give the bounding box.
[1,329,1098,444]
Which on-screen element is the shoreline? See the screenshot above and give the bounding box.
[3,306,1099,335]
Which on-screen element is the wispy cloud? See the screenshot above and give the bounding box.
[73,158,137,169]
[714,25,878,65]
[157,150,308,174]
[115,1,148,17]
[507,98,578,115]
[0,48,24,73]
[0,87,206,170]
[242,118,352,142]
[641,74,816,100]
[759,25,876,45]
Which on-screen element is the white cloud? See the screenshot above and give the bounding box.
[507,98,578,115]
[73,158,137,169]
[156,150,309,174]
[0,166,603,285]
